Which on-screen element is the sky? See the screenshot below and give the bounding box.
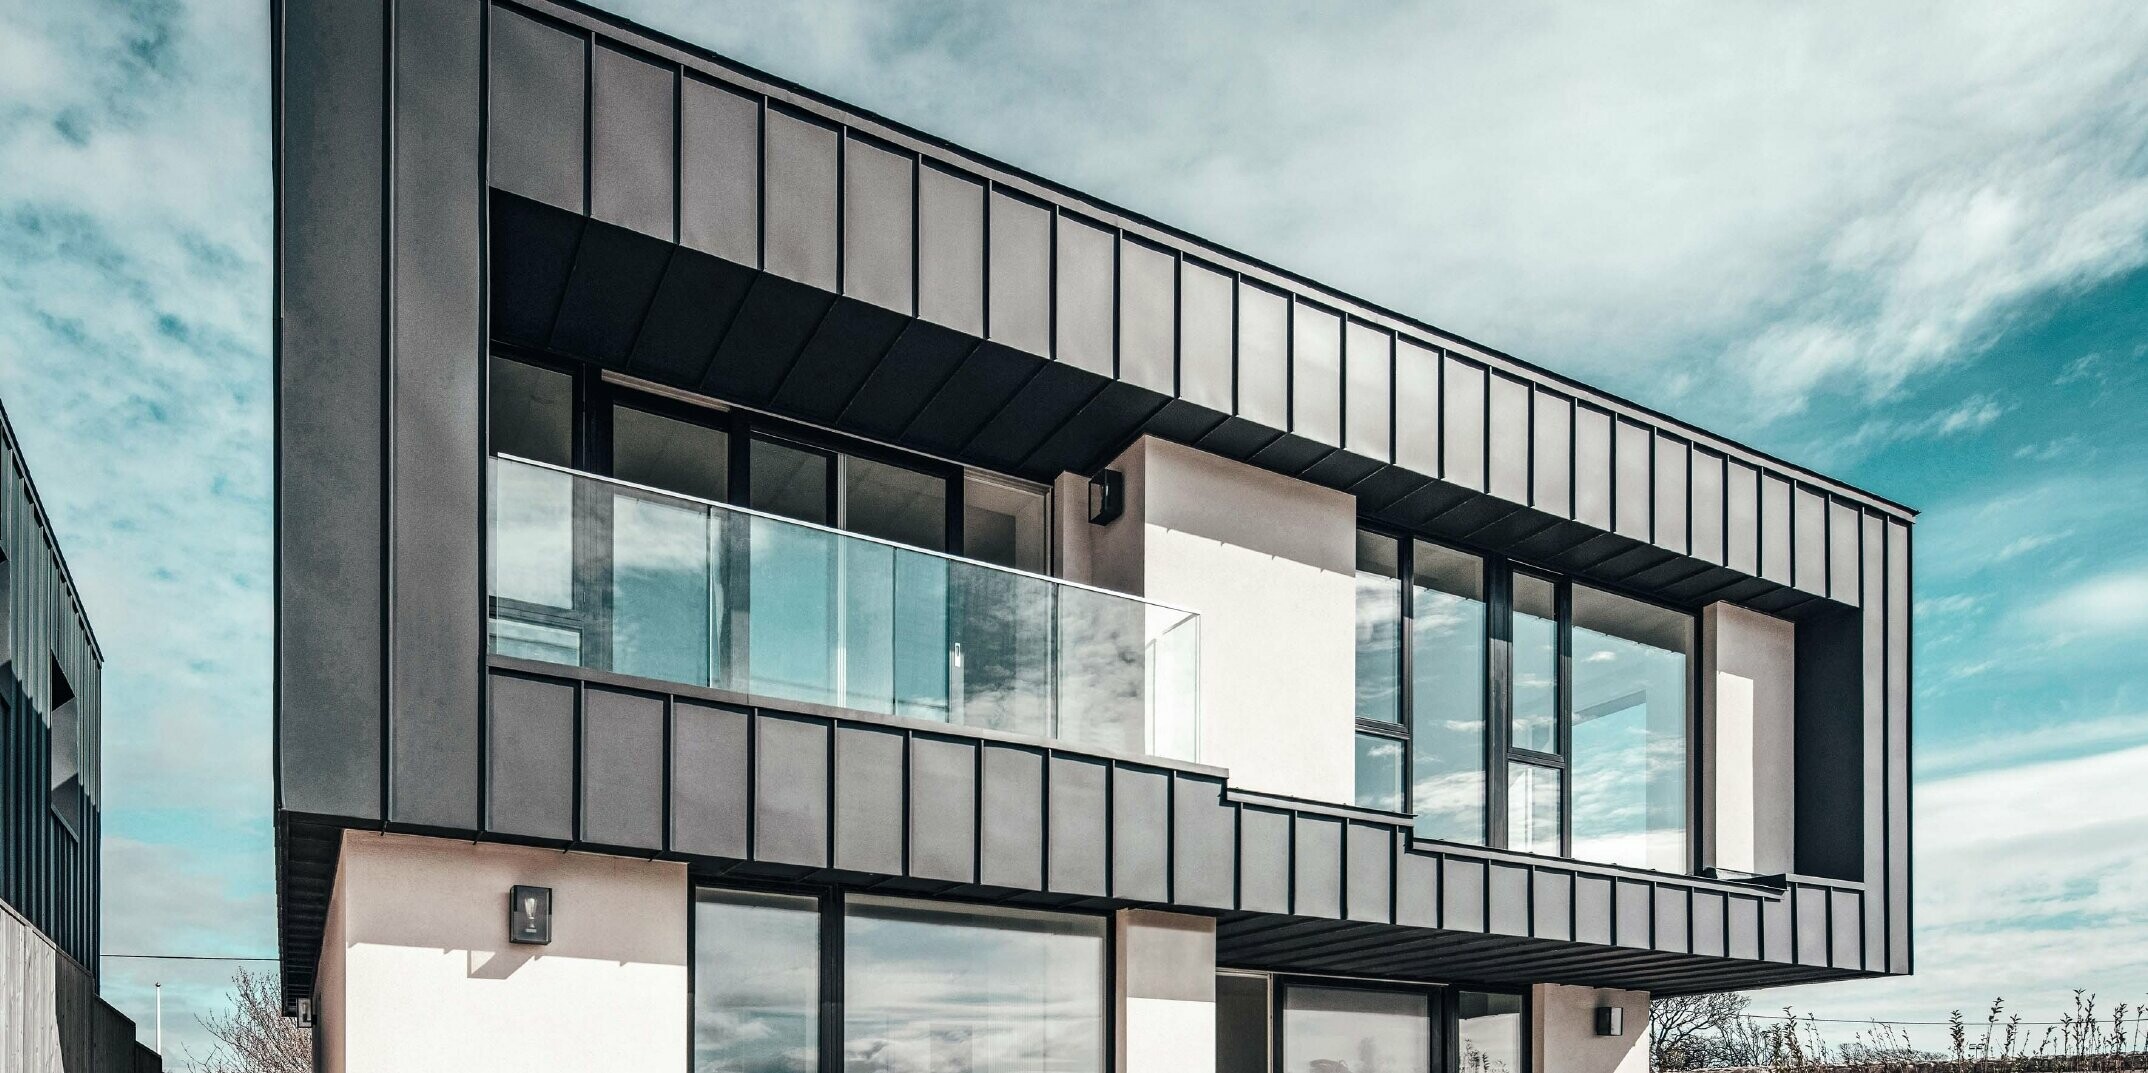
[1,0,2146,1061]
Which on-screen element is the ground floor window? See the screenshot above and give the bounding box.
[1221,975,1525,1073]
[692,886,1108,1073]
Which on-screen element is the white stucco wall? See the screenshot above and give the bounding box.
[1116,910,1217,1073]
[1065,436,1358,803]
[1531,984,1650,1073]
[1701,603,1797,875]
[316,831,688,1073]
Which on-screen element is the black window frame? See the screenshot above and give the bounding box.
[688,879,1117,1073]
[1256,972,1531,1073]
[1353,523,1699,873]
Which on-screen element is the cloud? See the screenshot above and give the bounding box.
[0,0,273,1056]
[606,0,2148,425]
[1994,531,2069,561]
[2033,570,2148,634]
[1776,742,2148,1047]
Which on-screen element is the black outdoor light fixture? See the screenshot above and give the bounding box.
[1088,469,1124,525]
[509,884,553,945]
[1595,1005,1625,1037]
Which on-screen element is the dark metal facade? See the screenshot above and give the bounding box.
[0,404,105,975]
[273,0,1914,1009]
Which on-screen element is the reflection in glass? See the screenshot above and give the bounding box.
[611,492,716,684]
[1355,532,1404,725]
[843,896,1106,1073]
[694,889,820,1073]
[490,356,573,466]
[1055,584,1146,754]
[1217,974,1272,1073]
[1507,762,1561,856]
[1457,992,1524,1073]
[1410,541,1486,844]
[962,475,1048,573]
[1571,584,1691,872]
[1355,733,1406,813]
[613,404,728,502]
[1281,986,1430,1073]
[1511,574,1558,754]
[486,457,1200,763]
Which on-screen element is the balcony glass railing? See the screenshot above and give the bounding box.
[489,456,1202,762]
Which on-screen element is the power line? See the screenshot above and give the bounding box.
[101,954,277,962]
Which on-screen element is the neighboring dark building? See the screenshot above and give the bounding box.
[0,405,160,1072]
[274,1,1916,1070]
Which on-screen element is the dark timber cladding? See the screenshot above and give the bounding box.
[0,403,107,977]
[272,0,1915,1004]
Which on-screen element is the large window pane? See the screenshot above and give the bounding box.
[1355,733,1406,813]
[694,889,820,1073]
[613,404,728,502]
[490,356,573,466]
[844,455,948,551]
[1511,574,1558,754]
[1457,992,1524,1073]
[1355,532,1404,725]
[1410,541,1486,844]
[752,438,831,525]
[1507,762,1561,856]
[844,896,1106,1073]
[1571,584,1691,872]
[1217,974,1272,1073]
[962,475,1048,573]
[1281,986,1430,1073]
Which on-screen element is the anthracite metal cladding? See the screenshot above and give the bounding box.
[273,0,1915,1006]
[0,407,105,977]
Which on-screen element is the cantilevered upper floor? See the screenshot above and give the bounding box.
[275,0,1915,1012]
[0,402,106,975]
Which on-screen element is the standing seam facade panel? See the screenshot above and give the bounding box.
[273,0,1917,1005]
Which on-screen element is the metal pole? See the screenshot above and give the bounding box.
[155,982,162,1054]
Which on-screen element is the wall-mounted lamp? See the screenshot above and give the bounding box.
[294,997,314,1029]
[1595,1005,1625,1037]
[1088,469,1124,526]
[509,884,553,945]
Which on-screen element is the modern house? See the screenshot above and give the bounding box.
[0,405,160,1073]
[272,1,1916,1070]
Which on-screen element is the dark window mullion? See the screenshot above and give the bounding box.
[1486,559,1513,851]
[1557,577,1575,858]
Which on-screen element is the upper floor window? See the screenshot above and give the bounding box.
[49,656,82,837]
[1353,527,1692,873]
[484,355,1198,761]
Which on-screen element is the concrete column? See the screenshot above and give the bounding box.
[1116,909,1217,1073]
[314,831,688,1073]
[1531,985,1650,1073]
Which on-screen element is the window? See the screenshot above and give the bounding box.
[489,355,573,466]
[49,656,82,836]
[1351,526,1693,872]
[693,889,819,1073]
[845,896,1107,1073]
[1456,992,1524,1073]
[1217,973,1274,1073]
[1570,585,1692,872]
[1281,986,1432,1073]
[691,889,1108,1073]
